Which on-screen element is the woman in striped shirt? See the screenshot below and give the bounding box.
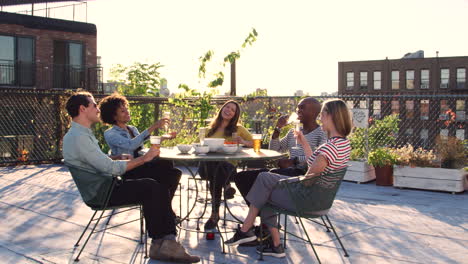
[225,99,352,258]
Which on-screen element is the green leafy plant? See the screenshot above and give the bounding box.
[367,147,397,167]
[349,114,400,160]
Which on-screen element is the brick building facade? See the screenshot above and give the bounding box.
[0,11,100,91]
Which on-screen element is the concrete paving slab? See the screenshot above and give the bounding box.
[0,164,467,264]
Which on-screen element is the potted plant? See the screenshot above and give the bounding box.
[392,144,466,193]
[367,147,397,186]
[346,115,400,184]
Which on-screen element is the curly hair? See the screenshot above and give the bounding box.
[99,93,129,125]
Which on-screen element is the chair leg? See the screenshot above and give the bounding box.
[258,224,264,261]
[105,209,115,226]
[139,206,144,244]
[321,216,331,232]
[297,217,321,264]
[324,215,349,257]
[74,210,98,247]
[283,214,288,249]
[74,209,107,262]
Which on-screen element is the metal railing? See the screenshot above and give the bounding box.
[0,61,103,92]
[0,89,466,166]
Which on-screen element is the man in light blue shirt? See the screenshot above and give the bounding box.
[62,91,200,263]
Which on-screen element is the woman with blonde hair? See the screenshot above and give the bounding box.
[225,99,352,258]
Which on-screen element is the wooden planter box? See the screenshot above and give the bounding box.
[344,161,376,184]
[394,166,467,194]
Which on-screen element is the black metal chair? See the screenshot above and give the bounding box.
[259,168,350,263]
[65,163,147,262]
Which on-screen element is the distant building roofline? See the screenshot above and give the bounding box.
[0,0,82,6]
[0,11,96,35]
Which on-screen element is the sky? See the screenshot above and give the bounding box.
[5,0,468,96]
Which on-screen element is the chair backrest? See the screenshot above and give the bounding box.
[65,162,115,209]
[284,168,347,214]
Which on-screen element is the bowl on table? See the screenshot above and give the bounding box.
[222,144,238,154]
[204,138,225,152]
[193,144,209,155]
[176,144,192,154]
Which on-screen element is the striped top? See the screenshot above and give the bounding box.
[269,126,326,168]
[307,137,351,175]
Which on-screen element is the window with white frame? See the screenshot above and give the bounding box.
[440,68,449,89]
[391,70,399,90]
[373,71,381,90]
[360,72,368,89]
[420,69,429,89]
[406,70,414,89]
[457,68,466,89]
[346,72,354,90]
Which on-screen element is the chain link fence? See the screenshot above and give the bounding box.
[1,88,467,167]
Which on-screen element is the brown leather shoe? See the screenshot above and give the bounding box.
[150,240,200,263]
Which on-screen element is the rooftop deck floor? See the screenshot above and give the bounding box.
[0,164,467,264]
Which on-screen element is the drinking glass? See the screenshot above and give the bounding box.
[287,112,298,124]
[252,134,262,152]
[150,136,161,149]
[293,120,303,148]
[199,127,206,146]
[232,132,239,146]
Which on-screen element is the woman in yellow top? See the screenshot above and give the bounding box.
[199,100,253,230]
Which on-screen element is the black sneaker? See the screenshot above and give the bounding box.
[239,225,271,247]
[256,243,286,258]
[225,225,257,246]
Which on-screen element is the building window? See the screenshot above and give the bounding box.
[457,68,466,89]
[440,100,450,120]
[420,129,429,139]
[420,69,429,89]
[373,71,381,90]
[346,101,354,109]
[405,100,414,119]
[440,68,449,89]
[440,129,449,140]
[360,72,368,89]
[406,70,414,89]
[373,100,381,117]
[420,100,429,120]
[405,128,413,136]
[346,72,354,90]
[53,41,84,89]
[456,100,466,121]
[391,70,399,90]
[391,100,399,115]
[0,35,35,86]
[359,100,367,108]
[456,129,465,140]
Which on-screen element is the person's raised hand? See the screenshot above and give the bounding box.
[143,146,160,162]
[294,130,307,146]
[276,115,289,128]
